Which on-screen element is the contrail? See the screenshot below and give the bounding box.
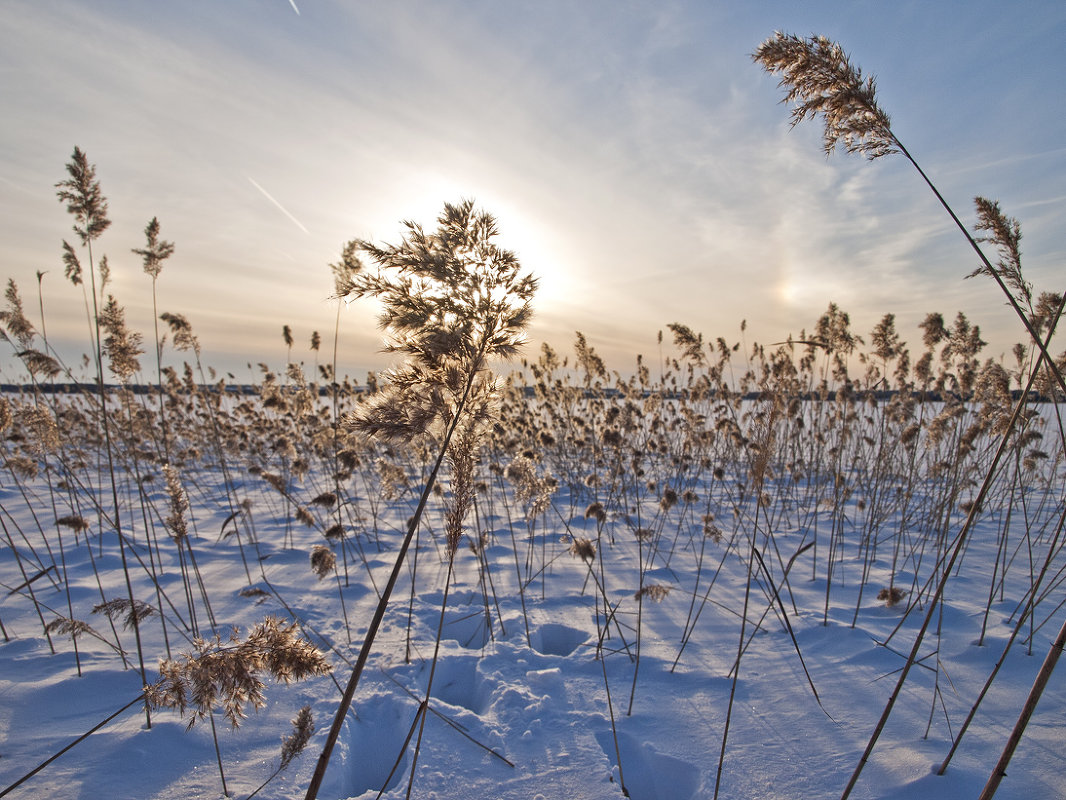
[288,0,300,14]
[1017,194,1066,210]
[0,174,33,195]
[247,177,309,234]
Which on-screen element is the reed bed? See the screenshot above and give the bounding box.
[1,32,1065,795]
[1,305,1063,797]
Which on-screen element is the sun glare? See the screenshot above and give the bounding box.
[386,171,572,317]
[486,201,571,310]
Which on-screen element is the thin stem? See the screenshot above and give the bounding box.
[304,341,488,800]
[839,345,1044,799]
[894,138,1065,396]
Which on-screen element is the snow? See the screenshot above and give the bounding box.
[1,389,1064,800]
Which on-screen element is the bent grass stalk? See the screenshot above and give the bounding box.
[753,33,1065,797]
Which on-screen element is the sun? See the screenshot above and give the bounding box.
[376,168,575,331]
[483,200,572,309]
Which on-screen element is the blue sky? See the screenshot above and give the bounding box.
[2,0,1064,380]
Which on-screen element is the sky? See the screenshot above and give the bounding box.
[1,0,1064,382]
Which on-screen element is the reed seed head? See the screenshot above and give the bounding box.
[753,32,897,159]
[310,544,336,579]
[584,501,607,523]
[45,616,98,640]
[160,312,201,356]
[132,216,175,279]
[162,465,189,541]
[55,146,111,246]
[280,705,315,770]
[57,514,90,532]
[93,597,155,630]
[877,586,906,607]
[969,197,1030,309]
[635,584,671,602]
[61,240,83,285]
[568,537,596,562]
[100,294,143,382]
[145,616,331,729]
[1,280,36,348]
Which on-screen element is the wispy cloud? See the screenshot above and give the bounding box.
[1,1,1061,377]
[0,174,34,196]
[247,177,309,234]
[1016,194,1066,210]
[941,146,1066,177]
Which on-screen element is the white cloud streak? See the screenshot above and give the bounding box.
[247,177,310,235]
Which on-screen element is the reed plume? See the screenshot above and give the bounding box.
[309,544,336,579]
[55,147,111,245]
[568,537,596,562]
[753,32,896,158]
[246,705,316,800]
[281,705,315,769]
[160,312,200,356]
[969,197,1030,310]
[56,515,90,533]
[634,584,671,602]
[161,465,188,541]
[1,280,37,349]
[1,281,62,382]
[93,597,155,631]
[132,216,175,280]
[98,295,143,382]
[343,201,535,444]
[146,616,330,729]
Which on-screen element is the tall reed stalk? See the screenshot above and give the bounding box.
[56,147,151,726]
[131,217,176,458]
[304,199,536,799]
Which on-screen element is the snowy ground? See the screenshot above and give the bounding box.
[1,389,1064,800]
